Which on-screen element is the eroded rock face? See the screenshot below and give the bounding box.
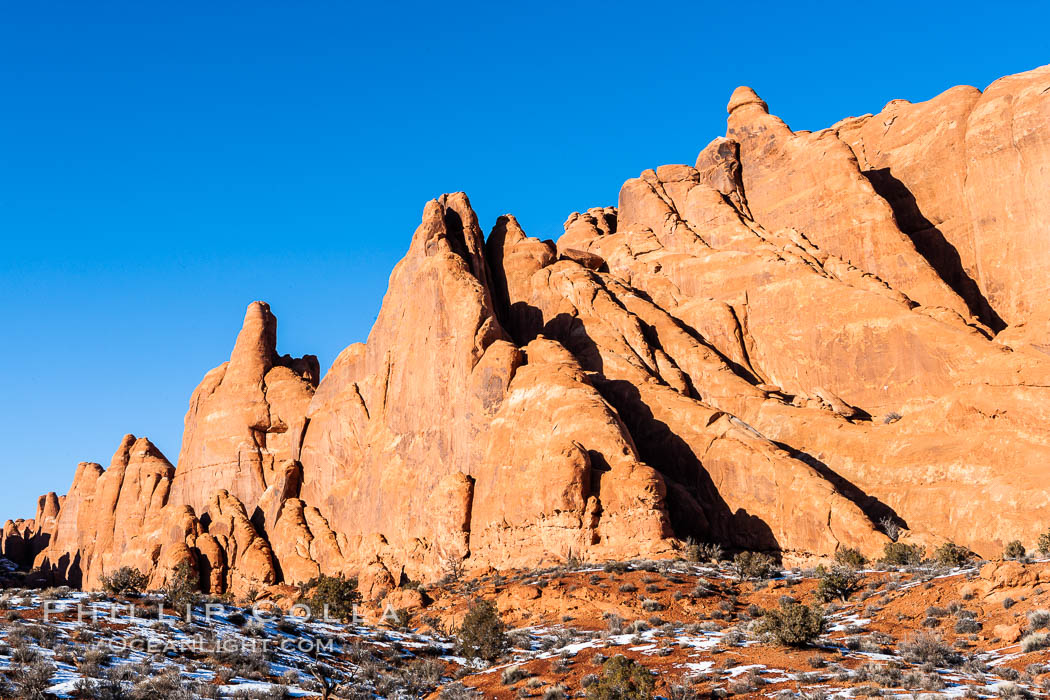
[833,66,1050,335]
[9,65,1050,590]
[725,87,971,318]
[170,301,318,517]
[31,435,275,595]
[298,194,675,580]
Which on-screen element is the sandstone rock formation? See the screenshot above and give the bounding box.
[297,194,675,582]
[832,65,1050,336]
[170,301,319,516]
[28,435,275,596]
[5,64,1050,593]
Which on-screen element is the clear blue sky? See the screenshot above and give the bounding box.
[2,1,1047,519]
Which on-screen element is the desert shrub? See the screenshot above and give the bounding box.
[78,646,112,678]
[996,683,1035,700]
[834,547,867,569]
[75,676,131,700]
[605,613,625,634]
[691,581,716,598]
[728,668,766,694]
[815,565,860,602]
[502,665,529,685]
[165,560,200,621]
[1004,540,1027,560]
[955,617,982,634]
[439,682,481,699]
[879,516,901,541]
[20,624,58,648]
[587,655,654,700]
[371,658,440,697]
[16,660,56,700]
[684,539,724,564]
[880,542,925,567]
[401,658,443,691]
[1028,609,1050,631]
[384,606,412,630]
[209,646,271,679]
[303,574,360,621]
[854,662,901,687]
[100,566,149,596]
[641,598,663,612]
[899,632,962,667]
[1037,532,1050,556]
[457,598,507,662]
[667,683,699,700]
[11,640,40,664]
[1021,633,1050,653]
[231,687,290,700]
[759,600,825,647]
[933,542,972,568]
[732,551,777,580]
[619,583,638,593]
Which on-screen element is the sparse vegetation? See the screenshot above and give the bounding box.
[684,539,724,564]
[0,541,1042,699]
[1028,609,1050,630]
[834,547,867,569]
[880,542,925,567]
[899,632,962,667]
[502,665,529,685]
[586,655,654,700]
[732,551,777,581]
[933,541,972,567]
[165,560,200,621]
[457,598,507,662]
[100,566,149,596]
[815,565,860,602]
[759,600,825,647]
[1021,633,1050,653]
[15,660,55,700]
[303,573,361,621]
[1005,540,1027,560]
[879,517,901,541]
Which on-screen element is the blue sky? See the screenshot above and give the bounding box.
[2,1,1047,519]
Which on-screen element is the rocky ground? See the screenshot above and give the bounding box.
[3,555,1050,698]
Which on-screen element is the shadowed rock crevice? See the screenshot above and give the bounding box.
[771,441,906,531]
[594,377,780,552]
[862,167,1006,331]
